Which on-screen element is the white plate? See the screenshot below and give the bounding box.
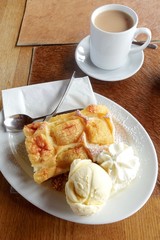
[75,36,144,81]
[0,94,158,225]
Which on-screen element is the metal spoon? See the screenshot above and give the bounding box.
[132,40,158,49]
[4,72,76,132]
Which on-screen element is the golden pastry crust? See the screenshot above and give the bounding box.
[53,118,84,145]
[23,104,115,184]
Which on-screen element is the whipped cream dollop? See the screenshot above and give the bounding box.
[96,142,140,194]
[65,159,112,216]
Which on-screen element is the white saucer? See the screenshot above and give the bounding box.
[75,36,144,81]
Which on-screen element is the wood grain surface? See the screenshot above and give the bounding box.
[0,0,32,108]
[1,174,160,240]
[17,0,160,46]
[1,1,160,239]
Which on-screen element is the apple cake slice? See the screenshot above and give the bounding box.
[23,104,115,183]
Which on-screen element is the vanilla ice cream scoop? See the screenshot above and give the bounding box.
[65,159,112,216]
[96,142,140,194]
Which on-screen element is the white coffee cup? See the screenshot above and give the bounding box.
[90,4,151,70]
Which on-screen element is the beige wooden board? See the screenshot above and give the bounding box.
[17,0,160,46]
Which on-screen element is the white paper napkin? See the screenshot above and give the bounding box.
[2,77,97,119]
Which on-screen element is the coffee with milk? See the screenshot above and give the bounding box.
[94,10,134,32]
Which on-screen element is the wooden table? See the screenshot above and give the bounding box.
[0,1,160,239]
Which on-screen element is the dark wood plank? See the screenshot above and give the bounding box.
[29,44,160,195]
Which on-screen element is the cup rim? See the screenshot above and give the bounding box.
[91,4,138,34]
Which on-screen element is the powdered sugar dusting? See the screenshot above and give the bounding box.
[97,95,145,158]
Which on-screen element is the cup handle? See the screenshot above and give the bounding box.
[130,27,152,53]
